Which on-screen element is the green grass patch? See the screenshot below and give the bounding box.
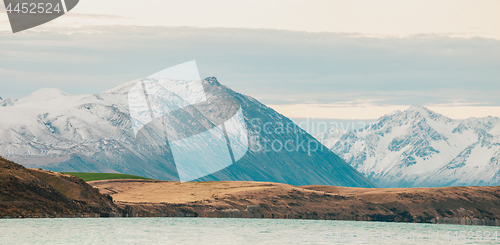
[61,172,154,182]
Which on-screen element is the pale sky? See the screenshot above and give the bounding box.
[2,0,499,39]
[270,104,500,120]
[0,0,499,119]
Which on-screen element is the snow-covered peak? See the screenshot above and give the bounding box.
[402,105,448,121]
[371,105,451,132]
[406,104,428,112]
[0,76,374,187]
[104,77,225,96]
[315,105,500,188]
[20,88,69,103]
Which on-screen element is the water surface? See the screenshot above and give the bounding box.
[0,218,498,244]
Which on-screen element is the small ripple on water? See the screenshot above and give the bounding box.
[0,218,498,245]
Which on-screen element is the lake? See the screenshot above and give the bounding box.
[0,218,498,244]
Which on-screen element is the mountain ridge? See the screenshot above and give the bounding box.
[315,105,500,188]
[0,77,375,187]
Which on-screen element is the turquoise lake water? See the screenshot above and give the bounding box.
[0,218,498,244]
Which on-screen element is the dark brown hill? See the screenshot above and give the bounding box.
[0,156,120,218]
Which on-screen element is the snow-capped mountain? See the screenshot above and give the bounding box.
[0,78,374,187]
[315,105,500,187]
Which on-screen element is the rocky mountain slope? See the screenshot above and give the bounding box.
[0,78,374,187]
[315,105,500,187]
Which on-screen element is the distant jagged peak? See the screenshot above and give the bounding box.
[204,77,222,86]
[407,104,425,109]
[453,115,500,134]
[402,104,450,122]
[405,104,432,114]
[365,105,451,133]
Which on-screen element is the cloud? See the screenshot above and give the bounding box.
[18,0,500,40]
[0,26,499,112]
[0,67,136,99]
[268,103,500,120]
[65,13,130,20]
[257,89,500,107]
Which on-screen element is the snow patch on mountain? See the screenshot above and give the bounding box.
[19,88,69,104]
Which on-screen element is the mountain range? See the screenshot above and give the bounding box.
[0,78,374,187]
[315,105,500,187]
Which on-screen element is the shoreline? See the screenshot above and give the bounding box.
[91,179,500,226]
[2,213,499,227]
[2,157,500,227]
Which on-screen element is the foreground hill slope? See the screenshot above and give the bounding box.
[0,156,120,218]
[91,179,500,226]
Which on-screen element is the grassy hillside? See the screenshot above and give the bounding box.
[62,172,154,182]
